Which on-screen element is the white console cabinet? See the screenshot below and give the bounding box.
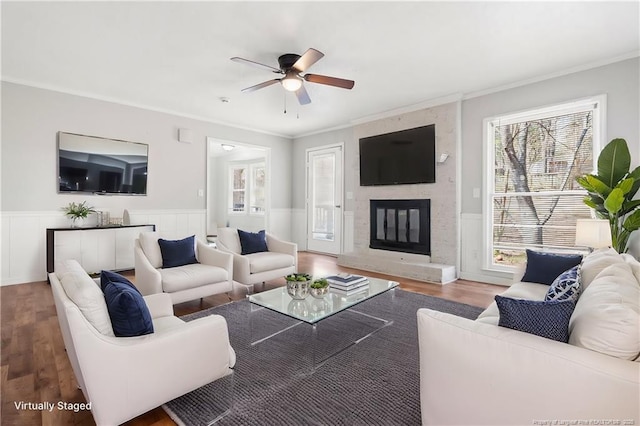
[47,225,155,276]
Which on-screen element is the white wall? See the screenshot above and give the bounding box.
[1,82,292,285]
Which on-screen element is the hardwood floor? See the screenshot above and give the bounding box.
[1,252,505,425]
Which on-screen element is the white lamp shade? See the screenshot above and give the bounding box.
[575,219,612,248]
[281,77,302,92]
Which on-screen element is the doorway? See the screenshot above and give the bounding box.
[306,145,343,254]
[206,138,271,239]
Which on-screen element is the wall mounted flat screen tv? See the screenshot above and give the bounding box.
[359,124,436,186]
[58,132,148,195]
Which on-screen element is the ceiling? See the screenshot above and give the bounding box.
[2,2,638,138]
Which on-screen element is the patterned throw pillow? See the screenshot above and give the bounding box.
[496,295,576,342]
[545,265,581,302]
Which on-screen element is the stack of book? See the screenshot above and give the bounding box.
[325,274,369,295]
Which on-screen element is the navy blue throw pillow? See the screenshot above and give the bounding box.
[100,270,141,294]
[521,250,582,285]
[237,229,268,255]
[158,235,198,268]
[102,275,154,337]
[495,295,576,343]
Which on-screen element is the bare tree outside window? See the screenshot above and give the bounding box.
[491,109,595,265]
[230,166,246,212]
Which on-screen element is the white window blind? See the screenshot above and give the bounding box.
[486,100,601,268]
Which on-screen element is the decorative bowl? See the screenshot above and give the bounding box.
[309,285,329,299]
[286,279,310,300]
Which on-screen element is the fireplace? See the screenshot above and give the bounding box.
[370,199,431,255]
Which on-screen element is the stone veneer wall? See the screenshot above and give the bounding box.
[346,102,458,267]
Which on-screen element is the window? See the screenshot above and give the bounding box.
[249,163,266,214]
[229,165,246,213]
[484,97,604,270]
[228,162,265,215]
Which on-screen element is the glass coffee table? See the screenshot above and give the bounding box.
[248,277,398,372]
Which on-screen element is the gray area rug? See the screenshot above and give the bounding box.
[163,289,483,426]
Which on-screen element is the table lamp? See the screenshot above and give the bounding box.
[575,218,612,251]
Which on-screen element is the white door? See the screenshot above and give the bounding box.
[306,146,343,254]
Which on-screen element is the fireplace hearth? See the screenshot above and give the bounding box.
[370,199,430,255]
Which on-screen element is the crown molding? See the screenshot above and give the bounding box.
[0,77,291,139]
[462,50,640,101]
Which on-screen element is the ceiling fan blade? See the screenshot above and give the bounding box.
[241,79,281,93]
[231,57,282,73]
[292,48,324,72]
[295,85,311,105]
[304,73,355,89]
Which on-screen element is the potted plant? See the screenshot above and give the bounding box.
[284,273,312,299]
[309,278,330,299]
[576,138,640,253]
[62,201,96,227]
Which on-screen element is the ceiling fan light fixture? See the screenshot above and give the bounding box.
[233,48,354,105]
[281,72,302,92]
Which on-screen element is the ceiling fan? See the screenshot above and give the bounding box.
[231,48,355,105]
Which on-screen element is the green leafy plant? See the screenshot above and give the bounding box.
[576,138,640,252]
[61,201,96,219]
[310,278,329,289]
[285,273,312,282]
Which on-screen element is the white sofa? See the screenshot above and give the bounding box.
[134,232,233,304]
[50,260,236,426]
[216,227,297,287]
[417,248,640,425]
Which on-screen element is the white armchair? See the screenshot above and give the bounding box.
[50,260,235,426]
[134,232,233,304]
[216,227,297,288]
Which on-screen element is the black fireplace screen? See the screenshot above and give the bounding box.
[370,199,430,255]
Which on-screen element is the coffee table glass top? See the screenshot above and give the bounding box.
[248,277,398,324]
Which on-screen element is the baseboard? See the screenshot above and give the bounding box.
[458,271,511,286]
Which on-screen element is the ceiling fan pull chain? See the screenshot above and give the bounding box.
[283,93,287,114]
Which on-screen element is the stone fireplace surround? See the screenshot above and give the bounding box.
[337,102,458,285]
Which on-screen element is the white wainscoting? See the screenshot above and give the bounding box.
[269,208,293,242]
[459,213,512,286]
[291,208,307,251]
[1,209,207,286]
